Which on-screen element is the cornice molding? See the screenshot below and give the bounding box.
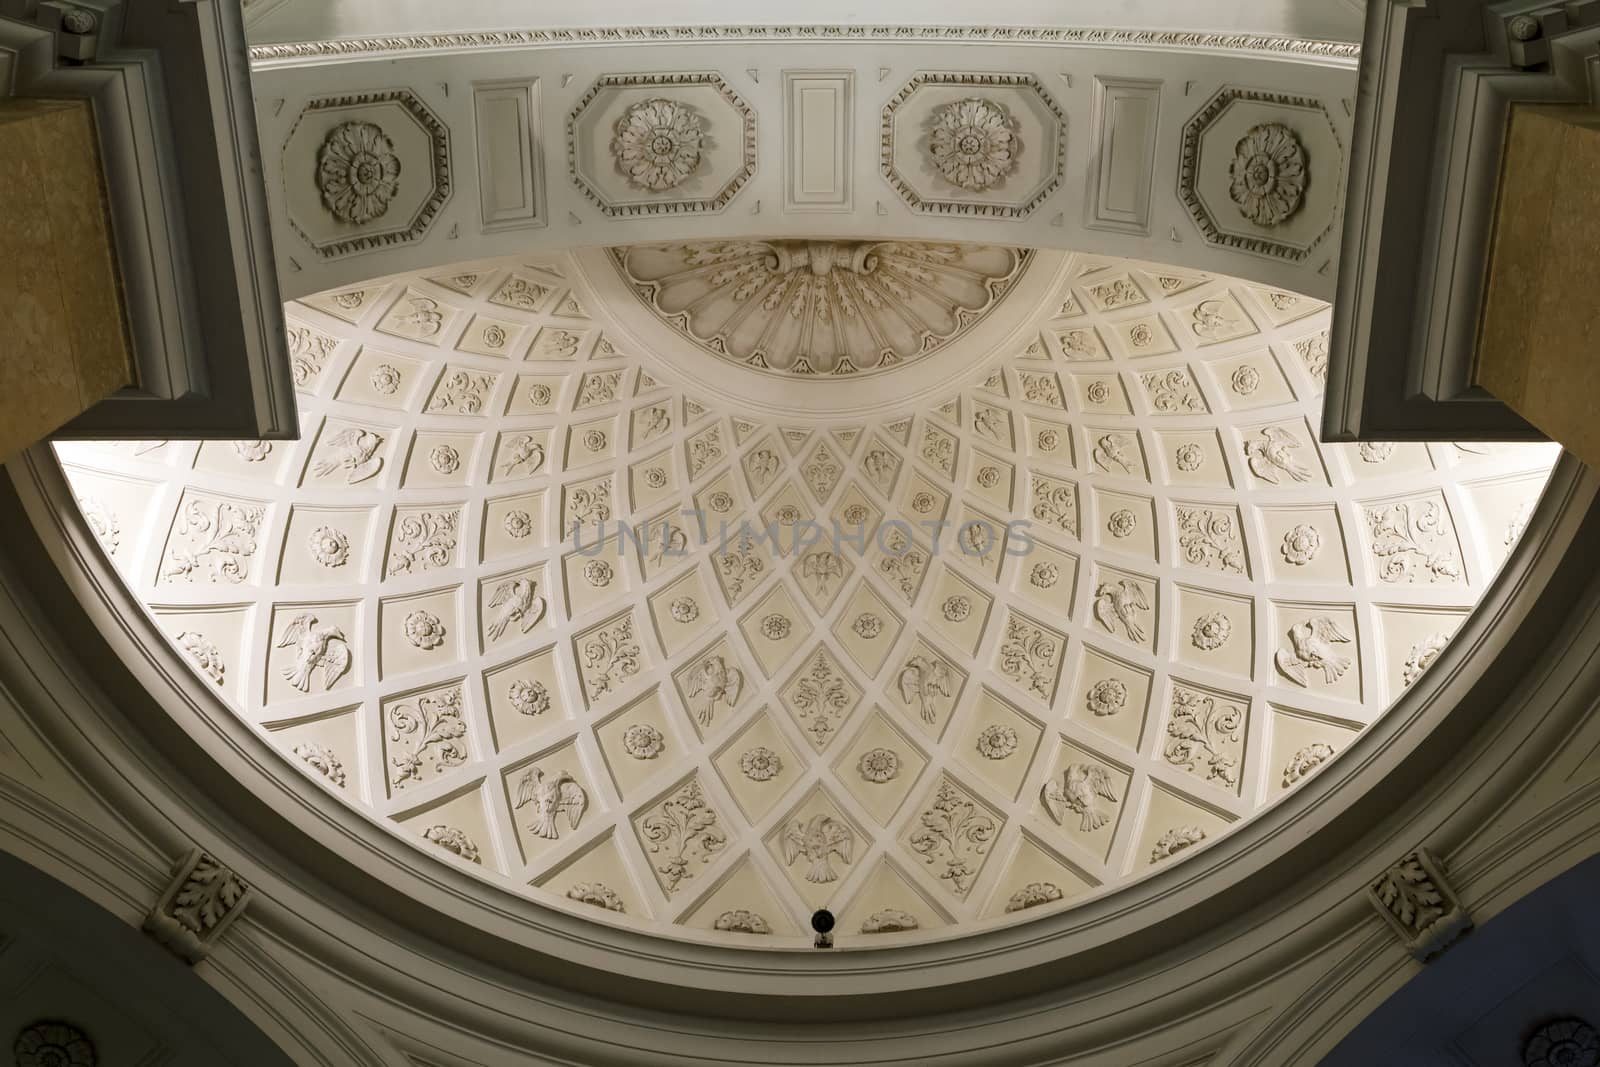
[247,25,1360,66]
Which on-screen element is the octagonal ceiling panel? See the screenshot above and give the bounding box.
[55,246,1558,949]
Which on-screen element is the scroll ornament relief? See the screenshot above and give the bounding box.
[640,779,727,893]
[1177,507,1246,573]
[162,497,265,583]
[387,510,458,575]
[316,120,401,224]
[1043,763,1118,832]
[1228,122,1308,226]
[787,649,853,746]
[783,814,853,883]
[611,98,704,192]
[514,768,588,840]
[1365,499,1463,584]
[1403,633,1452,686]
[388,686,467,787]
[909,781,996,894]
[580,615,642,700]
[928,97,1017,191]
[287,322,337,386]
[1164,686,1242,786]
[998,616,1057,700]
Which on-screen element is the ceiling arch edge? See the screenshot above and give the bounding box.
[3,448,1597,1029]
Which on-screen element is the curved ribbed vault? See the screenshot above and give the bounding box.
[52,244,1556,947]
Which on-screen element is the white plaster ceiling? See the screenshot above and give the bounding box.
[243,0,1366,48]
[53,243,1557,949]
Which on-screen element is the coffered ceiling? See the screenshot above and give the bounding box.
[249,27,1359,310]
[52,245,1558,948]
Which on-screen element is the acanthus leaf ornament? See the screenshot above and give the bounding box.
[1228,122,1308,226]
[388,686,467,787]
[1282,742,1334,787]
[161,497,265,584]
[1150,826,1207,864]
[316,120,402,225]
[567,882,626,912]
[176,631,224,686]
[423,825,481,864]
[143,848,252,964]
[640,778,727,894]
[293,742,347,787]
[1366,848,1472,959]
[927,97,1018,192]
[1004,881,1063,913]
[1164,685,1242,786]
[861,908,919,933]
[909,780,996,895]
[714,909,772,934]
[514,767,588,840]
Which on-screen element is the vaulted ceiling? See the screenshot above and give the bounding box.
[54,244,1557,946]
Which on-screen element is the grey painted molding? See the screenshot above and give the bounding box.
[1325,0,1600,441]
[0,0,296,441]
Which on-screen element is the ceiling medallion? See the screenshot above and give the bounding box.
[610,240,1031,376]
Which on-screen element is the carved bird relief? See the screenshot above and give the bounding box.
[486,578,546,641]
[514,767,588,840]
[1244,425,1313,485]
[1042,763,1118,832]
[275,613,352,693]
[1092,433,1136,475]
[686,654,743,726]
[311,428,385,484]
[897,655,952,724]
[497,435,546,477]
[1275,616,1354,687]
[1093,580,1150,643]
[781,814,853,883]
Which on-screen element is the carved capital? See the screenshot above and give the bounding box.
[1365,848,1472,960]
[142,848,252,964]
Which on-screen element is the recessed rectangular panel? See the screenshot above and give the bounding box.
[783,70,853,211]
[472,79,544,231]
[1086,77,1162,235]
